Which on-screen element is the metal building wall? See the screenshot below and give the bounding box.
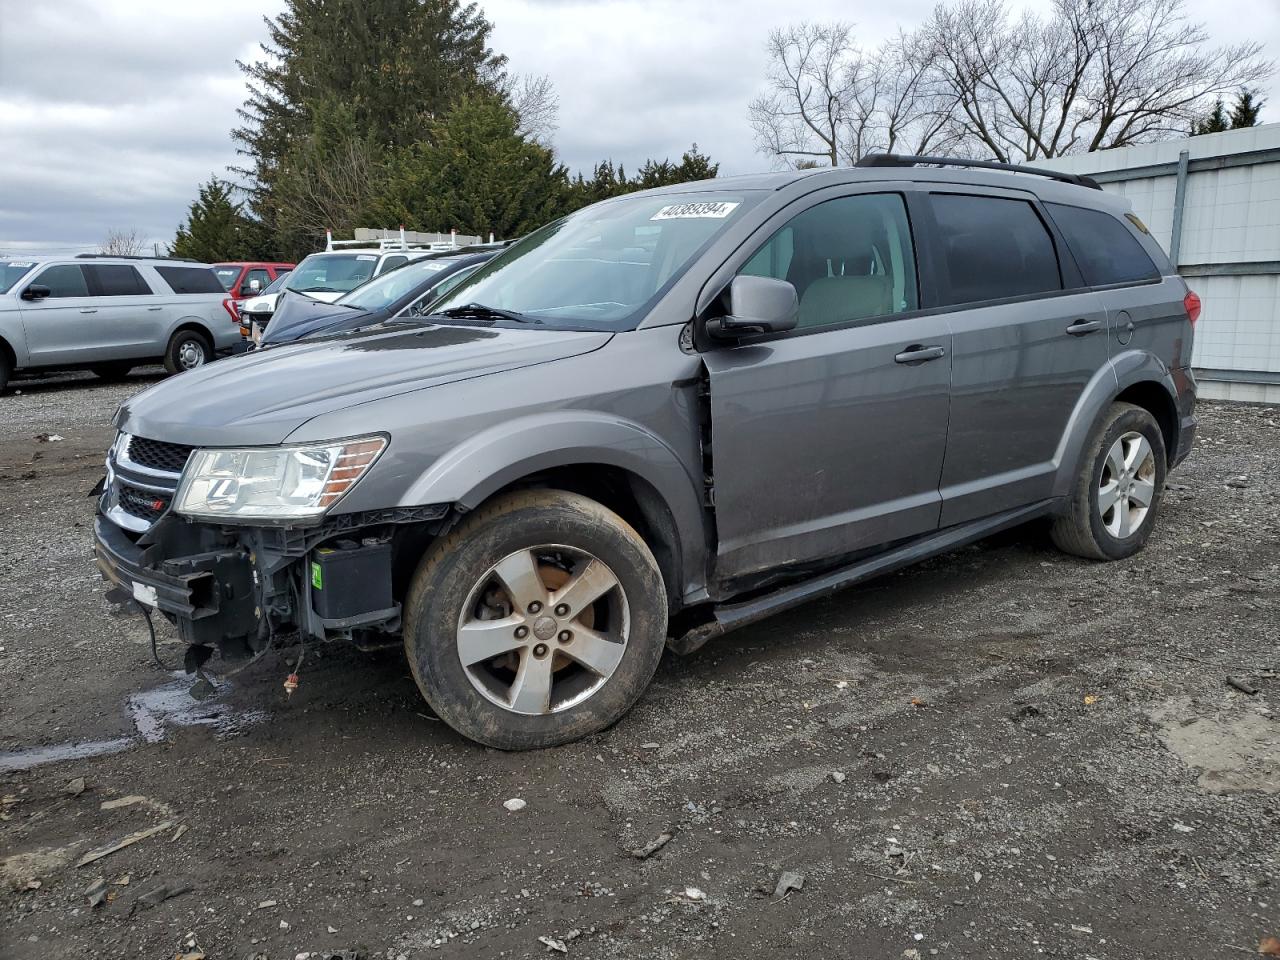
[1038,124,1280,402]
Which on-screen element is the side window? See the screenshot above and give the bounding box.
[154,266,226,294]
[930,193,1061,305]
[738,193,918,329]
[86,264,151,296]
[240,268,270,295]
[380,255,408,273]
[32,264,89,298]
[1045,202,1160,286]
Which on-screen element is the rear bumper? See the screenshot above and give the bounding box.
[1171,366,1197,468]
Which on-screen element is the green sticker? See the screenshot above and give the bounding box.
[311,562,323,590]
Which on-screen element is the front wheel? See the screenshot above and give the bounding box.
[163,329,212,374]
[403,490,668,750]
[1052,401,1167,561]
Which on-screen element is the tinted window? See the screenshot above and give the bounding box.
[1045,202,1160,286]
[379,255,408,272]
[155,266,225,294]
[739,193,918,329]
[931,194,1061,305]
[87,264,151,296]
[32,264,89,298]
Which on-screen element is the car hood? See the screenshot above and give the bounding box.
[117,323,613,446]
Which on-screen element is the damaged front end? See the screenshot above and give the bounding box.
[94,432,448,662]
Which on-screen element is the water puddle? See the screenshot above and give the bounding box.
[0,673,268,774]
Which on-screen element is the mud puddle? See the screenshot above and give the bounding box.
[0,673,267,774]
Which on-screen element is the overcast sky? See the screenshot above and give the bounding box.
[1,0,1277,256]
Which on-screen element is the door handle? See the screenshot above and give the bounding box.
[1066,319,1102,336]
[894,344,946,364]
[79,308,98,314]
[146,306,163,312]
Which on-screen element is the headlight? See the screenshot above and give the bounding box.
[173,436,386,521]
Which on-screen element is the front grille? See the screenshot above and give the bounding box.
[118,483,170,522]
[128,436,194,474]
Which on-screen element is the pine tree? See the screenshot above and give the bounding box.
[1192,98,1229,135]
[170,178,268,262]
[1229,89,1264,129]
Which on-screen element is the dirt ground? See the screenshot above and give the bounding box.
[1,369,1277,960]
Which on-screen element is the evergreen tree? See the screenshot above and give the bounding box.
[375,94,571,240]
[170,178,269,262]
[1192,97,1229,134]
[1229,89,1264,128]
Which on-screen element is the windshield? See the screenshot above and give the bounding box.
[212,265,241,291]
[285,253,378,295]
[336,259,452,310]
[429,192,757,330]
[0,260,38,294]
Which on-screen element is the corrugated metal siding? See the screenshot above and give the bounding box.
[1039,125,1280,401]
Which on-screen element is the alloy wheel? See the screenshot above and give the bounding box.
[178,339,206,370]
[1098,430,1156,539]
[456,545,630,715]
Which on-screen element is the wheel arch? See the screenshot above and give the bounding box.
[168,320,216,347]
[400,413,710,605]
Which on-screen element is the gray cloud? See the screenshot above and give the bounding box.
[1,0,1276,256]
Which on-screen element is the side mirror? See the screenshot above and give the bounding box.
[706,275,798,339]
[21,284,51,302]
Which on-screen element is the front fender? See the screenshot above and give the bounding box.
[401,411,710,597]
[1050,350,1176,499]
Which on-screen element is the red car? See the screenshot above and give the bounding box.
[213,262,295,301]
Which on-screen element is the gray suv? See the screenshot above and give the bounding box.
[94,156,1197,749]
[0,255,239,390]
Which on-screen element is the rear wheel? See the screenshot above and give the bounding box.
[1052,401,1167,560]
[90,362,133,381]
[163,329,212,374]
[403,490,668,750]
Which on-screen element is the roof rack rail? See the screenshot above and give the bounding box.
[855,153,1102,191]
[74,253,200,262]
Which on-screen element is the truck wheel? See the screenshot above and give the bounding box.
[403,489,668,750]
[163,330,212,374]
[1052,401,1167,561]
[90,362,134,381]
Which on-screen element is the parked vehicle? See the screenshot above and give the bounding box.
[94,156,1197,750]
[213,262,295,301]
[0,255,242,389]
[256,250,498,346]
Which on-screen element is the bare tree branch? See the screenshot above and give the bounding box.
[99,229,146,257]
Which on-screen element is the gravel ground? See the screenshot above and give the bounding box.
[1,370,1277,960]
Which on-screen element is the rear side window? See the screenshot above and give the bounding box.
[930,194,1061,305]
[1045,202,1160,286]
[86,264,151,296]
[155,266,225,294]
[32,264,89,298]
[739,192,919,329]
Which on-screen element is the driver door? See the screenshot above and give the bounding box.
[702,190,953,583]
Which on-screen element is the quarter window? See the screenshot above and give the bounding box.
[87,264,151,296]
[930,194,1061,305]
[155,266,225,294]
[1045,202,1160,286]
[739,193,919,329]
[32,264,89,298]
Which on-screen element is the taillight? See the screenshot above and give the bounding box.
[1183,289,1201,326]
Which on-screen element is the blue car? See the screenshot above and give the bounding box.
[258,250,499,346]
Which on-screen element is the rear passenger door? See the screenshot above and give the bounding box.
[18,263,100,365]
[703,188,954,582]
[82,264,159,358]
[923,189,1110,526]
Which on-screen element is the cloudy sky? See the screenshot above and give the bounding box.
[1,0,1277,256]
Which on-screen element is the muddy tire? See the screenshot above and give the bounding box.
[1052,401,1167,561]
[163,329,212,375]
[403,489,667,750]
[90,362,134,381]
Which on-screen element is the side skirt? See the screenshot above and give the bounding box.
[669,499,1057,655]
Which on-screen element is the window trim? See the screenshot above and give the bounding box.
[694,183,930,348]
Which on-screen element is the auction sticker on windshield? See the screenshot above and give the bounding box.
[651,201,740,220]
